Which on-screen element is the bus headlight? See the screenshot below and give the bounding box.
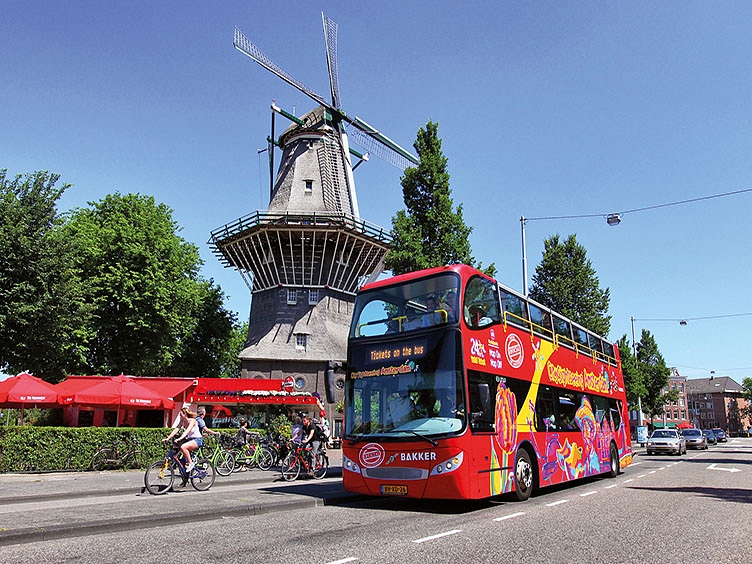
[343,455,361,475]
[430,452,464,476]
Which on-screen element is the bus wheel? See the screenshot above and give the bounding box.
[513,448,533,502]
[608,443,620,478]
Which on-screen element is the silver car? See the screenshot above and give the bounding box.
[646,429,686,455]
[681,428,708,450]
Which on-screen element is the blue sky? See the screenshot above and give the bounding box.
[2,1,751,381]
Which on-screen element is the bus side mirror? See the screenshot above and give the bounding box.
[324,360,344,404]
[478,383,491,413]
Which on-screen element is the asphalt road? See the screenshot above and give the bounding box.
[1,440,750,563]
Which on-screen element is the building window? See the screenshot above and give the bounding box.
[305,180,313,193]
[295,377,306,389]
[295,334,307,350]
[287,289,297,305]
[309,289,319,304]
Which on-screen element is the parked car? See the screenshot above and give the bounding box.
[712,428,727,442]
[702,429,717,445]
[646,429,687,456]
[681,428,708,449]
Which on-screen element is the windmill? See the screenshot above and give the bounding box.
[208,14,417,391]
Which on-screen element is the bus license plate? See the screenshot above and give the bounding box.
[381,484,408,496]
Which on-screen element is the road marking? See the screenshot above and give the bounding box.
[325,559,358,564]
[637,474,646,478]
[546,499,569,507]
[413,530,462,544]
[579,491,597,497]
[657,467,666,471]
[494,511,526,522]
[707,463,741,473]
[623,478,634,483]
[603,484,617,489]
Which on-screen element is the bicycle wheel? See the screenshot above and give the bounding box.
[121,450,142,470]
[190,458,216,491]
[215,449,235,476]
[144,459,174,495]
[280,453,300,481]
[313,452,329,479]
[257,445,275,471]
[91,448,115,471]
[230,449,246,472]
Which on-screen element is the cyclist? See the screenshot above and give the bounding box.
[196,406,221,438]
[235,418,255,446]
[300,414,321,476]
[164,407,203,472]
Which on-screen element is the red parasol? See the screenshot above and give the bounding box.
[71,374,175,410]
[0,372,58,408]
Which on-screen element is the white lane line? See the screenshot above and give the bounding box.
[493,511,526,522]
[603,484,617,489]
[648,470,657,474]
[623,478,634,483]
[580,490,597,497]
[413,530,462,544]
[546,499,569,507]
[637,474,647,478]
[325,559,358,564]
[657,467,666,471]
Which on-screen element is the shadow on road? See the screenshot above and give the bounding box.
[627,485,752,505]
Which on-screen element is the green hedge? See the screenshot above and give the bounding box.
[0,426,281,473]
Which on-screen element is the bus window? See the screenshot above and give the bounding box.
[556,391,579,430]
[553,315,573,347]
[467,370,495,432]
[499,288,527,327]
[528,303,553,339]
[535,386,557,431]
[573,326,588,348]
[464,276,501,329]
[609,399,622,430]
[602,341,616,364]
[587,333,604,354]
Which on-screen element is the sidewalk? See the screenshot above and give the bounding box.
[0,449,357,547]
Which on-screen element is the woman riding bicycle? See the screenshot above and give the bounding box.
[164,407,203,472]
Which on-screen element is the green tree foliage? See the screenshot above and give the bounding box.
[633,329,673,421]
[528,234,611,336]
[617,335,646,408]
[385,122,495,277]
[62,192,235,377]
[741,377,752,423]
[0,170,86,382]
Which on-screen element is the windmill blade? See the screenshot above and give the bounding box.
[322,13,341,109]
[234,27,333,111]
[347,118,419,170]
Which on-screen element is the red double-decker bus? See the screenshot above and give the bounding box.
[341,264,632,500]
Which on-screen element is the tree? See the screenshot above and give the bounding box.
[62,192,234,376]
[617,335,646,408]
[633,329,674,424]
[0,170,86,382]
[741,377,752,423]
[166,282,240,378]
[385,121,495,277]
[528,233,611,336]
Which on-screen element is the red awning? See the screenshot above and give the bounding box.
[136,378,194,400]
[68,374,175,409]
[189,377,320,406]
[0,372,58,408]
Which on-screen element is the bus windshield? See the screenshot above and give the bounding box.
[345,330,465,440]
[349,272,461,338]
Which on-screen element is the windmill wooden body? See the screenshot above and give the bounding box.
[209,14,417,401]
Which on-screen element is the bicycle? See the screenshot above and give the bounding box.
[280,442,329,481]
[91,436,142,471]
[231,434,275,472]
[196,434,236,477]
[264,431,292,467]
[143,440,216,495]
